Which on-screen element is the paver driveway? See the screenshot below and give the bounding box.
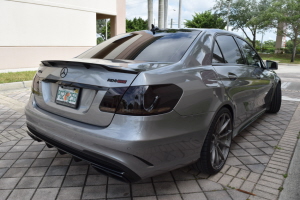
[0,88,300,200]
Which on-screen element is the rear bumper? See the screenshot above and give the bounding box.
[25,95,213,181]
[27,126,140,182]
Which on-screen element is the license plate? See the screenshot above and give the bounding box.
[55,85,81,108]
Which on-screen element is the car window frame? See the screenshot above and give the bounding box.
[211,33,247,66]
[212,40,225,64]
[233,36,266,69]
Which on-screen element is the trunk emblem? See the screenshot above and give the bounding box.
[107,78,127,84]
[60,67,68,78]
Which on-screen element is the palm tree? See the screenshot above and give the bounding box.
[164,0,168,28]
[148,0,153,29]
[158,0,164,28]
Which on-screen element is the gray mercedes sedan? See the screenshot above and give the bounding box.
[25,29,281,182]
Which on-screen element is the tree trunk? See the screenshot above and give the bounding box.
[275,23,284,54]
[291,39,297,62]
[252,30,256,48]
[148,0,153,30]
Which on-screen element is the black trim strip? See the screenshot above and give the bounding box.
[234,109,266,137]
[133,155,154,166]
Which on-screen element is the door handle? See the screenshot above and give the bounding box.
[228,73,237,80]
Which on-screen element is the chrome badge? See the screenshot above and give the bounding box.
[60,67,68,78]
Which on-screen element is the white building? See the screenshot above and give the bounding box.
[0,0,126,69]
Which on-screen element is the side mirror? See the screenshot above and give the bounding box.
[266,60,278,70]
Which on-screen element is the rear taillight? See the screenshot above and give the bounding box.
[100,84,183,115]
[32,74,41,95]
[99,87,128,113]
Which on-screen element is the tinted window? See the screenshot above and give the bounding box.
[236,38,263,68]
[212,41,224,63]
[216,35,245,64]
[187,33,213,67]
[78,30,201,62]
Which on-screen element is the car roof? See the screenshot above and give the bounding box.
[198,28,241,37]
[137,28,240,38]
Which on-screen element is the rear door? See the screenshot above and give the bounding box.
[212,35,256,128]
[234,38,273,114]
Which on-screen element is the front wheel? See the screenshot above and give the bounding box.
[267,82,281,113]
[194,107,233,174]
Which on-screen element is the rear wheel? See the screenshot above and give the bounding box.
[267,82,281,113]
[194,107,233,174]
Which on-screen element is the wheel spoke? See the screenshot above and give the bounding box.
[216,115,225,133]
[219,130,232,140]
[218,119,230,134]
[216,122,222,135]
[214,146,219,165]
[210,142,215,153]
[216,145,225,160]
[211,144,216,165]
[220,115,225,126]
[218,140,230,148]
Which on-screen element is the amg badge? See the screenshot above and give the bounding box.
[107,78,127,84]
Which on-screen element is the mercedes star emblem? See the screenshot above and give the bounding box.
[60,67,68,78]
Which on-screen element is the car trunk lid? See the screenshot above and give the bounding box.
[33,59,170,126]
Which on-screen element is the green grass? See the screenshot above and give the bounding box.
[0,71,36,84]
[274,145,283,150]
[283,174,288,178]
[259,53,300,64]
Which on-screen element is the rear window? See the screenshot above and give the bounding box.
[77,30,201,62]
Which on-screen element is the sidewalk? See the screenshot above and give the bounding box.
[0,87,299,199]
[0,81,32,91]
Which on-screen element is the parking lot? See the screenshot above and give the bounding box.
[0,75,300,199]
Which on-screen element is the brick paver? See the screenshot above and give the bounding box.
[0,88,299,199]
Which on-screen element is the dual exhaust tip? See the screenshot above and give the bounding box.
[27,130,130,182]
[28,130,85,163]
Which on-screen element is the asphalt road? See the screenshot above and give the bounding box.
[277,64,300,91]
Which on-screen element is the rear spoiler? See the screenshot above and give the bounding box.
[41,60,139,74]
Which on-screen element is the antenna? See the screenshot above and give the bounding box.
[151,24,159,34]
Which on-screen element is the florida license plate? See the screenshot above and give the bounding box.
[55,85,81,108]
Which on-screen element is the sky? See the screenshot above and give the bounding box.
[126,0,277,43]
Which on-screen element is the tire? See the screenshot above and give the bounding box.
[194,107,233,174]
[267,82,281,113]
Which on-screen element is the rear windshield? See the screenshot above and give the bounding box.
[77,29,201,62]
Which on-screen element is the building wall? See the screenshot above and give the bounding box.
[6,0,117,15]
[0,47,92,69]
[0,0,125,69]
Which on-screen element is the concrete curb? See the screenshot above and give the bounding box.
[0,67,38,73]
[0,80,32,91]
[278,63,300,66]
